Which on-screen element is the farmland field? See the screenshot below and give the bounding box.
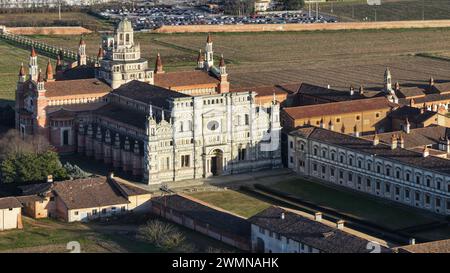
[319,0,450,22]
[0,11,111,31]
[4,27,450,104]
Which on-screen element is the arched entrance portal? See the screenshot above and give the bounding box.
[210,149,223,176]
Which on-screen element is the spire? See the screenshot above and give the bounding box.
[154,53,164,74]
[395,81,400,91]
[30,46,37,57]
[197,49,204,62]
[359,85,364,94]
[219,54,226,67]
[197,49,204,69]
[37,69,44,83]
[18,63,25,77]
[45,59,54,81]
[56,54,62,67]
[79,35,86,46]
[204,33,214,70]
[78,36,87,66]
[37,69,45,91]
[97,46,104,59]
[384,67,392,92]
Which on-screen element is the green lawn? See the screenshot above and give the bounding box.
[188,190,271,218]
[270,179,438,230]
[0,40,54,105]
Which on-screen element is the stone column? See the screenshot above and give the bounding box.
[122,137,132,172]
[94,126,103,161]
[132,140,142,176]
[103,129,112,165]
[77,123,85,154]
[112,133,121,169]
[85,124,94,157]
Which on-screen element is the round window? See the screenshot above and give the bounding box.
[207,120,219,131]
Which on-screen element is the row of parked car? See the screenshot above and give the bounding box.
[96,6,337,30]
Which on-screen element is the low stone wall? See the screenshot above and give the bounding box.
[153,20,450,33]
[6,26,92,35]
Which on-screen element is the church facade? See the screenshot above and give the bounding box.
[15,18,282,185]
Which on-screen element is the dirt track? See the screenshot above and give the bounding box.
[154,20,450,33]
[6,26,92,35]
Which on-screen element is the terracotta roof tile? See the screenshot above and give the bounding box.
[396,239,450,253]
[154,70,219,89]
[0,197,22,209]
[53,177,130,210]
[45,78,110,98]
[284,97,398,120]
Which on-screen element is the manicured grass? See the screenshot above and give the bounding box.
[188,190,271,218]
[0,40,54,105]
[270,179,437,230]
[320,0,450,22]
[0,218,99,251]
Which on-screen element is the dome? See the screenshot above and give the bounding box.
[116,18,133,32]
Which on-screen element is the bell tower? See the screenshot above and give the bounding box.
[204,34,214,70]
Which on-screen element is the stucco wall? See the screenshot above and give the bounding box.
[0,208,21,231]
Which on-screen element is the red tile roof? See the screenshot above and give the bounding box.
[231,83,300,97]
[154,70,219,89]
[45,78,111,98]
[284,97,398,120]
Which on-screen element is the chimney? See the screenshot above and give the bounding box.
[354,125,360,137]
[409,238,416,245]
[349,85,354,96]
[314,212,322,222]
[320,118,324,128]
[280,212,285,220]
[373,133,379,146]
[398,134,405,149]
[336,220,345,230]
[47,175,53,183]
[404,118,410,134]
[359,85,364,95]
[391,134,398,149]
[423,146,429,158]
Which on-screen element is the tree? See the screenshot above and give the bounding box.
[137,220,187,251]
[223,0,255,15]
[64,162,91,180]
[0,129,51,161]
[281,0,305,10]
[1,151,67,184]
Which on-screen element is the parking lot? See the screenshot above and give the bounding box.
[96,5,338,31]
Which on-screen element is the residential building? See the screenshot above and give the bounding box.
[363,125,450,159]
[287,126,450,215]
[0,197,23,231]
[248,206,391,253]
[395,239,450,253]
[281,97,398,135]
[17,175,151,222]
